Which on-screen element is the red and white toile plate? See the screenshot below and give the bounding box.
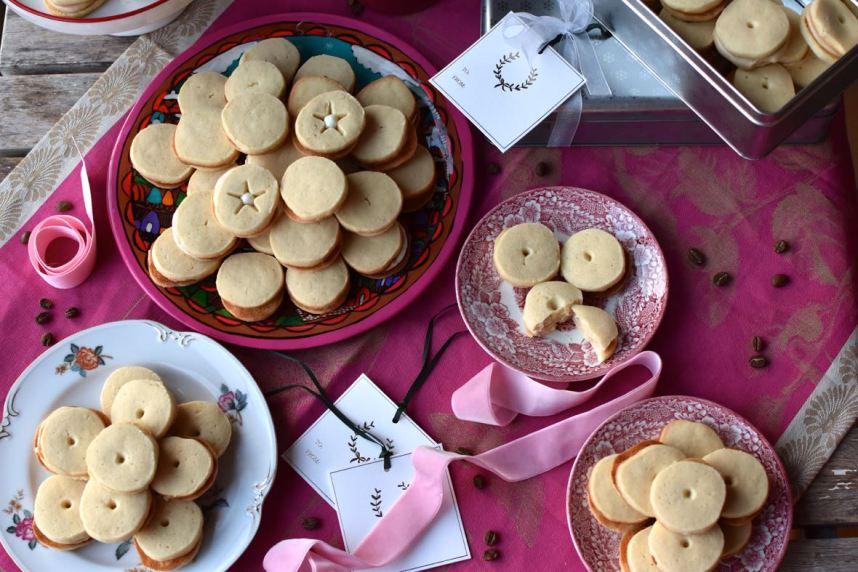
[455,186,668,383]
[567,396,792,572]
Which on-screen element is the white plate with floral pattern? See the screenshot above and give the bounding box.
[0,320,276,571]
[567,396,792,572]
[455,186,668,383]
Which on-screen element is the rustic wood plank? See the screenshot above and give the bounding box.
[0,73,98,155]
[0,8,133,75]
[794,424,858,527]
[0,157,22,181]
[781,538,858,571]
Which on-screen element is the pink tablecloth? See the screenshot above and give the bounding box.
[1,1,857,570]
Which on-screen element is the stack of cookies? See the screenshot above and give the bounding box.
[656,0,858,113]
[492,223,627,363]
[43,0,105,18]
[131,37,439,323]
[587,420,770,571]
[31,366,232,570]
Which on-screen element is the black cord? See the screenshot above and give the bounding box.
[536,23,613,55]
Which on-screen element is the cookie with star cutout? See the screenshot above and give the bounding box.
[294,91,366,159]
[212,164,280,238]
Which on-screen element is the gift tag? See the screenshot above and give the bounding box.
[430,11,585,152]
[284,374,439,507]
[329,449,470,572]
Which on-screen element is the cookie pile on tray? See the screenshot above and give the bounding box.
[657,0,858,112]
[492,223,628,364]
[130,38,437,323]
[587,420,770,571]
[31,366,232,570]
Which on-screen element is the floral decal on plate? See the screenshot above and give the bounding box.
[218,384,247,426]
[55,343,112,377]
[4,490,36,550]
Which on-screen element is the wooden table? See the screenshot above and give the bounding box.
[0,7,856,570]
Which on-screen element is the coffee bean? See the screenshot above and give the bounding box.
[749,355,768,369]
[473,474,487,489]
[65,307,80,319]
[20,231,30,244]
[41,333,55,347]
[687,248,706,267]
[484,530,499,546]
[483,549,500,561]
[40,298,53,309]
[535,162,550,176]
[35,312,51,325]
[752,336,764,353]
[301,517,320,530]
[56,200,72,212]
[772,274,789,288]
[712,272,731,287]
[774,240,789,254]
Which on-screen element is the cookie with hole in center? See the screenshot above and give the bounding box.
[294,91,366,158]
[732,64,795,113]
[170,401,232,457]
[79,480,152,544]
[702,448,769,522]
[242,38,301,85]
[224,60,285,101]
[286,256,351,314]
[134,498,204,571]
[33,475,90,550]
[523,281,583,337]
[216,252,285,322]
[336,171,403,236]
[100,366,163,416]
[714,0,789,61]
[111,378,177,439]
[148,228,222,289]
[493,223,560,288]
[34,406,106,478]
[86,423,158,494]
[294,54,356,92]
[806,0,858,57]
[620,525,660,572]
[221,92,289,155]
[560,228,626,293]
[613,441,686,517]
[152,437,217,501]
[650,460,726,534]
[212,164,280,238]
[647,521,724,572]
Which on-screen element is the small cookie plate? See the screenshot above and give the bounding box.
[455,186,668,382]
[567,396,792,572]
[0,320,276,572]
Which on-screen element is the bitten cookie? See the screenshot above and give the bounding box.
[561,228,626,292]
[620,526,660,572]
[224,60,285,101]
[287,76,346,117]
[86,423,159,494]
[659,420,725,458]
[130,123,194,189]
[242,38,301,84]
[111,378,177,439]
[702,448,769,522]
[216,252,285,322]
[134,498,204,571]
[148,228,221,289]
[269,215,342,269]
[493,223,560,287]
[357,76,418,123]
[245,138,304,180]
[613,442,686,516]
[650,460,726,534]
[341,223,405,276]
[352,105,409,167]
[212,164,280,237]
[286,257,351,314]
[294,91,366,158]
[172,190,239,260]
[281,156,348,222]
[294,54,356,92]
[587,454,649,531]
[336,171,403,236]
[152,437,217,501]
[185,163,234,196]
[647,521,724,572]
[33,475,89,550]
[79,480,151,543]
[386,144,437,212]
[733,64,795,113]
[574,305,619,364]
[221,92,289,154]
[100,365,162,416]
[170,401,232,457]
[523,281,583,337]
[35,406,106,477]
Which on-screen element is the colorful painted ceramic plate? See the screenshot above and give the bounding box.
[567,396,792,572]
[0,320,276,572]
[455,186,668,382]
[108,13,473,350]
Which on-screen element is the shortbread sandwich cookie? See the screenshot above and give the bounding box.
[294,91,366,158]
[287,76,346,117]
[341,222,405,276]
[170,401,232,457]
[34,406,106,477]
[785,53,831,88]
[246,138,305,180]
[357,76,418,123]
[281,156,348,222]
[523,281,583,337]
[714,0,789,62]
[79,480,151,543]
[806,0,858,57]
[286,257,351,314]
[573,305,619,363]
[148,228,222,289]
[221,92,289,155]
[662,1,725,23]
[374,126,419,172]
[702,448,769,522]
[111,378,177,438]
[492,222,560,287]
[613,441,686,516]
[720,520,752,557]
[659,420,724,458]
[100,365,163,416]
[134,498,204,571]
[587,454,649,531]
[800,10,840,63]
[152,437,217,501]
[659,8,716,50]
[733,64,795,113]
[561,228,626,292]
[364,229,410,279]
[269,215,342,269]
[774,8,810,65]
[386,144,437,212]
[44,0,106,18]
[224,60,286,101]
[130,123,194,189]
[242,38,301,85]
[650,460,726,534]
[86,423,158,494]
[216,252,285,321]
[178,71,227,113]
[212,164,280,237]
[33,475,90,550]
[246,216,277,255]
[172,190,239,260]
[660,0,723,21]
[352,105,409,168]
[174,107,240,169]
[336,171,403,236]
[620,526,660,572]
[647,521,724,572]
[294,54,357,92]
[185,163,234,196]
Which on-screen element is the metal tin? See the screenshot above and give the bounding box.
[482,0,844,156]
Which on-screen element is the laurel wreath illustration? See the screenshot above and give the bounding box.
[493,51,538,92]
[347,421,395,464]
[370,488,383,518]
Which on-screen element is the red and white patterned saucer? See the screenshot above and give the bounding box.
[567,396,792,572]
[455,186,668,382]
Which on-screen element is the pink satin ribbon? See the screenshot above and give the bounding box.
[27,153,97,289]
[265,351,662,571]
